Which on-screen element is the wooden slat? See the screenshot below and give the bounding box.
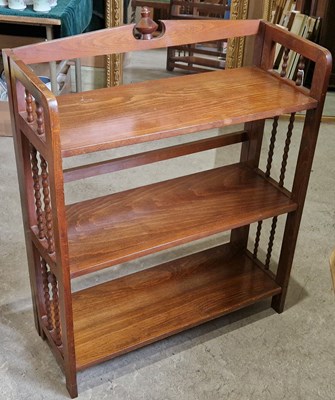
[57,67,317,157]
[73,245,281,370]
[66,164,297,278]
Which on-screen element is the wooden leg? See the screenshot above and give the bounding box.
[272,109,321,312]
[66,379,78,399]
[64,334,78,398]
[230,225,249,251]
[271,213,298,313]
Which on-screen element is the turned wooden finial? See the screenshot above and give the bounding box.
[135,7,158,40]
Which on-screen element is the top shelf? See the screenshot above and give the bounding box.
[56,66,317,157]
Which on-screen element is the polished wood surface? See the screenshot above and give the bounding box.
[73,245,281,369]
[55,66,316,157]
[10,19,260,63]
[4,19,331,397]
[66,164,297,277]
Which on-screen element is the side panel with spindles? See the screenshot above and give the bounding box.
[3,51,78,397]
[253,22,331,312]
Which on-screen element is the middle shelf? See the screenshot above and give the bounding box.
[65,163,297,278]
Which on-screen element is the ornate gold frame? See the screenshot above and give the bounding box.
[262,0,275,20]
[226,0,249,69]
[105,0,123,86]
[226,0,274,69]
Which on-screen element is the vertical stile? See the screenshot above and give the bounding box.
[40,258,53,330]
[40,156,55,254]
[25,89,34,123]
[30,145,45,240]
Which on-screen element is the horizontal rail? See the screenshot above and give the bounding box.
[63,130,248,182]
[9,19,261,64]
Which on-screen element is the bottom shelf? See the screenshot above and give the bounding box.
[73,245,281,370]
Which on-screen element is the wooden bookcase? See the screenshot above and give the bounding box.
[2,18,331,398]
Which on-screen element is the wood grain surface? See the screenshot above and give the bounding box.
[73,245,281,370]
[66,164,297,277]
[57,67,317,157]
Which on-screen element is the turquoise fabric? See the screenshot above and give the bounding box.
[0,0,93,37]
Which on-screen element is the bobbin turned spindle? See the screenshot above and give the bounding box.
[135,7,158,40]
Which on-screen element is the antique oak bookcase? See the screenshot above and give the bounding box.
[2,16,331,397]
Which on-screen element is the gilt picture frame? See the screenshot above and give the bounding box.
[105,0,123,86]
[226,0,249,69]
[262,0,276,21]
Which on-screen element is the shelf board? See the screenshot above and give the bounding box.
[57,66,317,157]
[67,164,297,278]
[73,245,282,370]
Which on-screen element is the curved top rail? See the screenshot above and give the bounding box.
[8,19,261,64]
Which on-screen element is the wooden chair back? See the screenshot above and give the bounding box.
[167,0,231,72]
